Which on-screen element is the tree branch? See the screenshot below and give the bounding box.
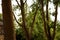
[52,4,58,40]
[24,0,27,4]
[31,6,38,28]
[30,4,38,39]
[41,0,49,38]
[16,0,21,8]
[46,0,51,39]
[20,0,30,40]
[12,12,22,26]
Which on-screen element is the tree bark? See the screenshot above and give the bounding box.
[41,0,48,39]
[20,0,30,40]
[2,0,15,40]
[52,4,58,40]
[46,0,51,40]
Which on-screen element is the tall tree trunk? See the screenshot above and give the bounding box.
[2,0,15,40]
[41,0,48,39]
[41,0,58,40]
[20,0,30,40]
[46,0,51,40]
[52,4,58,40]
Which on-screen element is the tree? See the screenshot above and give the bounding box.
[52,0,58,40]
[2,0,15,40]
[12,0,59,40]
[40,0,58,40]
[15,0,30,40]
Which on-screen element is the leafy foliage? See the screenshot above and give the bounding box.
[12,0,60,40]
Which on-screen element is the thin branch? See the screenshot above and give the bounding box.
[20,0,30,40]
[41,0,49,38]
[52,4,58,40]
[30,4,38,39]
[12,12,22,26]
[16,0,21,8]
[24,0,27,4]
[31,6,38,28]
[46,0,51,39]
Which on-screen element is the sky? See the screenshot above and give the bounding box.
[44,2,60,21]
[0,0,60,21]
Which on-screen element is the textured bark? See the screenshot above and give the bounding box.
[2,0,15,40]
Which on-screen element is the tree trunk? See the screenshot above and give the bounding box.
[52,4,58,40]
[2,0,15,40]
[41,0,49,39]
[20,0,30,40]
[46,0,51,40]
